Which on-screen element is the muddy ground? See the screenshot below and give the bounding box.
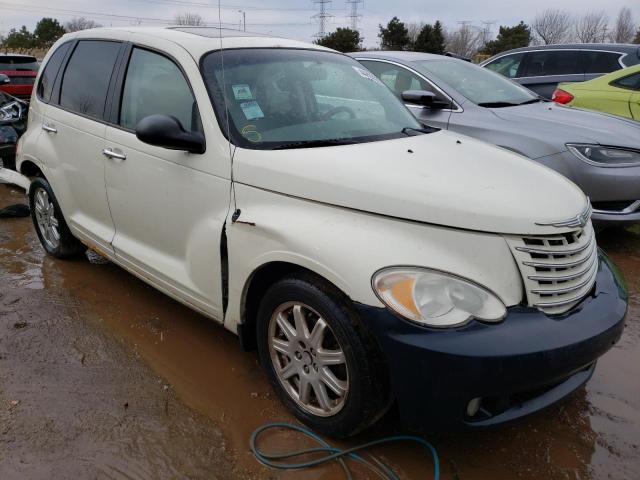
[1,182,638,479]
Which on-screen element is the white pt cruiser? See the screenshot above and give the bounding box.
[17,27,627,437]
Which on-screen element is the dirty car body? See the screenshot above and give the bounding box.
[352,51,640,227]
[17,28,627,436]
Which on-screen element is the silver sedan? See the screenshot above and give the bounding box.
[350,51,640,226]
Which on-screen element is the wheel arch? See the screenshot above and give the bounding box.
[19,159,45,178]
[237,261,350,352]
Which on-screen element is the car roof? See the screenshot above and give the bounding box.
[63,26,333,59]
[483,43,640,62]
[348,50,448,62]
[0,53,38,60]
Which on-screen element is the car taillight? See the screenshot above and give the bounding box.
[552,88,574,105]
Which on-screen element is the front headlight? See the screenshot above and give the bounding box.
[567,144,640,167]
[372,267,506,328]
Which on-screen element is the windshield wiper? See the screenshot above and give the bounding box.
[477,101,520,108]
[401,126,438,136]
[271,138,356,150]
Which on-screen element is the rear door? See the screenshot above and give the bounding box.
[39,39,124,254]
[104,41,231,320]
[358,59,453,129]
[519,50,585,99]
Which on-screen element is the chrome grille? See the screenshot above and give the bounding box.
[505,221,598,315]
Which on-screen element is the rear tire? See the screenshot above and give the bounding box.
[256,273,389,438]
[29,177,86,259]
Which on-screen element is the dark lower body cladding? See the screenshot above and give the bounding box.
[356,252,628,431]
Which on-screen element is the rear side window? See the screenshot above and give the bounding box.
[59,41,121,120]
[612,72,640,90]
[119,48,201,132]
[522,51,582,77]
[0,56,38,71]
[37,42,71,102]
[484,53,525,78]
[583,51,623,74]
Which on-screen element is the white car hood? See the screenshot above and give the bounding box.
[233,130,587,235]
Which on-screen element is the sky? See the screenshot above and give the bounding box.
[0,0,639,49]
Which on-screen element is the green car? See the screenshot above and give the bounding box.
[552,65,640,121]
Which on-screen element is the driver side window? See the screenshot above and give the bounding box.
[119,47,201,133]
[358,61,433,100]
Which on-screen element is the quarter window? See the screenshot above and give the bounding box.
[583,51,623,74]
[484,53,525,79]
[119,48,201,132]
[36,42,71,102]
[613,72,640,90]
[522,51,582,77]
[59,41,121,120]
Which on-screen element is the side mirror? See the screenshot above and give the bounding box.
[0,74,10,85]
[401,90,450,110]
[135,114,205,154]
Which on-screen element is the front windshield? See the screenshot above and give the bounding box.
[413,59,538,107]
[201,48,423,149]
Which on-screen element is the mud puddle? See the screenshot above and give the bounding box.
[1,184,639,479]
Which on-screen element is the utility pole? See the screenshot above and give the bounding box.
[346,0,363,31]
[312,0,332,38]
[238,10,246,31]
[480,20,495,45]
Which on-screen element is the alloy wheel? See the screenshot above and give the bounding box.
[33,188,60,250]
[268,301,349,417]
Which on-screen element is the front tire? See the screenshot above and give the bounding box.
[256,274,389,437]
[29,177,86,258]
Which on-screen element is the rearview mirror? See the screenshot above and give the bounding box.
[401,90,451,110]
[135,114,205,154]
[0,74,10,85]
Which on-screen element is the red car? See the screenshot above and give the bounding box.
[0,54,39,100]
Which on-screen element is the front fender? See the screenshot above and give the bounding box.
[224,183,524,333]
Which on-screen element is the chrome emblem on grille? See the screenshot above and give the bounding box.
[535,201,592,229]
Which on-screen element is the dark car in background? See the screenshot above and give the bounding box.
[481,44,640,99]
[0,54,39,100]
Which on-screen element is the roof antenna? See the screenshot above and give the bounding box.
[218,0,239,217]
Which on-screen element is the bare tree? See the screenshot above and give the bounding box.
[64,17,102,32]
[445,24,482,58]
[575,11,608,43]
[533,9,573,44]
[611,7,635,43]
[406,22,425,46]
[174,12,205,26]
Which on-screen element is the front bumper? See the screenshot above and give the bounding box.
[356,253,627,431]
[592,202,640,227]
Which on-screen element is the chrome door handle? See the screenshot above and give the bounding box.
[42,123,57,134]
[102,148,126,161]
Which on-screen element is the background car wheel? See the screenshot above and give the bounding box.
[256,273,389,438]
[28,177,86,259]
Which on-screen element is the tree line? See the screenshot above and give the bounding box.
[1,17,102,53]
[317,7,640,56]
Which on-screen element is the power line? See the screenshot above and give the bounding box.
[312,0,332,38]
[0,1,318,27]
[345,0,363,31]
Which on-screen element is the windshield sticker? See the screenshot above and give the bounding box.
[352,66,382,84]
[240,101,264,120]
[241,124,262,143]
[232,84,253,100]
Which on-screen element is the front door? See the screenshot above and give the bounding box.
[358,59,453,129]
[104,43,231,320]
[39,40,123,254]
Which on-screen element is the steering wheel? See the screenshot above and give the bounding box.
[321,106,356,121]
